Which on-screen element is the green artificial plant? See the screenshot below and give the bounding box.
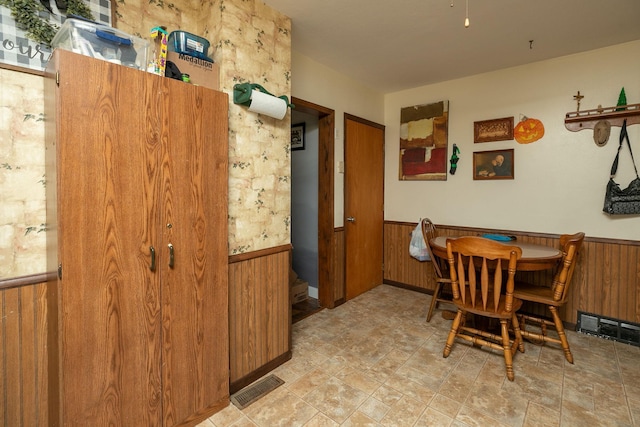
[0,0,94,46]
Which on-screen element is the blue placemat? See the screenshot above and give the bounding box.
[481,233,516,242]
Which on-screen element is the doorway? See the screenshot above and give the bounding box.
[290,97,337,309]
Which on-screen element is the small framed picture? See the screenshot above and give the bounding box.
[291,123,305,151]
[474,117,514,143]
[473,149,514,180]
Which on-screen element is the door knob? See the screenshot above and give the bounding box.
[346,217,356,222]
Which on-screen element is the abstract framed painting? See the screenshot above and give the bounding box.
[399,100,449,181]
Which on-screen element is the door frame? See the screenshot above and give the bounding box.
[290,97,337,308]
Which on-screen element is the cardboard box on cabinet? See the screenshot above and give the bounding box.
[166,51,219,90]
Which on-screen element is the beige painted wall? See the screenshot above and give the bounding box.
[292,41,640,239]
[291,51,385,225]
[384,40,640,240]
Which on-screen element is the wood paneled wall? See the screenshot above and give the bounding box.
[383,221,640,325]
[0,276,48,427]
[228,245,292,394]
[4,225,637,423]
[5,246,294,420]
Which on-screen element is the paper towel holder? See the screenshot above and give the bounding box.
[233,82,294,118]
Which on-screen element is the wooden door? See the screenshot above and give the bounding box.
[159,78,229,424]
[47,51,163,425]
[344,115,385,300]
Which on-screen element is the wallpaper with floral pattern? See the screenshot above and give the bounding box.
[0,0,291,278]
[0,70,47,277]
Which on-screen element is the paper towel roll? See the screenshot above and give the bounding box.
[248,90,288,120]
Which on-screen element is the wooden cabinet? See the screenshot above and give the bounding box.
[45,50,229,426]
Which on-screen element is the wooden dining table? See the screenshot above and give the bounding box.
[429,236,562,272]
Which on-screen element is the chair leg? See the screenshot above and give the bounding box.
[519,314,548,345]
[511,313,525,353]
[550,306,573,364]
[426,282,443,322]
[500,319,515,381]
[443,310,463,357]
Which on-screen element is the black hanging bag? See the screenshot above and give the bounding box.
[603,119,640,215]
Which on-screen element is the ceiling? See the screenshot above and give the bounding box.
[262,0,640,94]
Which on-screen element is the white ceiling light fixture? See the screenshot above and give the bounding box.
[465,0,470,28]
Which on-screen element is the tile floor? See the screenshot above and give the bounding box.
[200,285,640,426]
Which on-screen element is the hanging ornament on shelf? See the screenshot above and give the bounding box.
[593,120,611,147]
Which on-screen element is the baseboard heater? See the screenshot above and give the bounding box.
[577,311,640,347]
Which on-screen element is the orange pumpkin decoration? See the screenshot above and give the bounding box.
[514,116,544,144]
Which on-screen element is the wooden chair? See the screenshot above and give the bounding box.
[443,236,524,381]
[421,218,453,322]
[513,232,585,364]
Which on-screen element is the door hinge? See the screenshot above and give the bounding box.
[58,263,62,280]
[56,71,60,86]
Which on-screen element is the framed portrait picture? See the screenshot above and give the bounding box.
[291,123,305,151]
[473,149,514,180]
[474,117,514,143]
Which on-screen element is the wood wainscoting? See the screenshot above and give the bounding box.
[3,226,637,423]
[383,221,640,325]
[228,245,292,394]
[2,243,294,422]
[0,274,49,427]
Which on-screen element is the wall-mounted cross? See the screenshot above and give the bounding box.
[573,91,584,112]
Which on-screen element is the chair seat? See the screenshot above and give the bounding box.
[453,290,523,319]
[513,282,563,307]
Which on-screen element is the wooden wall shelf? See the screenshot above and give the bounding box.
[565,103,640,132]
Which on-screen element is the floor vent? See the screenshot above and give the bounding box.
[577,311,640,347]
[230,374,285,409]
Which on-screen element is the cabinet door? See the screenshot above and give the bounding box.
[159,78,229,425]
[51,51,163,425]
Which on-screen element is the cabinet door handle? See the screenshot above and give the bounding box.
[149,246,156,271]
[168,243,174,269]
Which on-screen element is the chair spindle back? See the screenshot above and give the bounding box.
[421,218,443,278]
[552,232,585,303]
[446,237,522,314]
